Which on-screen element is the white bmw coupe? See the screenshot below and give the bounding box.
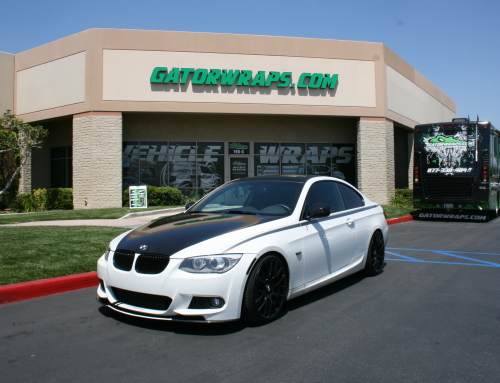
[97,176,388,324]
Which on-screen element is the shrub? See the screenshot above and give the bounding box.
[10,188,73,212]
[0,194,6,210]
[390,188,413,208]
[45,188,73,210]
[123,186,183,207]
[11,193,40,212]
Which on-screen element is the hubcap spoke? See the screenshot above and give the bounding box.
[254,257,287,319]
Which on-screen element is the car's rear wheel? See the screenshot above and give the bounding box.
[363,230,385,276]
[242,254,288,324]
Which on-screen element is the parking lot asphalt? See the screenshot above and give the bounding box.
[1,218,499,383]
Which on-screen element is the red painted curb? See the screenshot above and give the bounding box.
[0,272,98,305]
[387,215,414,225]
[0,216,416,305]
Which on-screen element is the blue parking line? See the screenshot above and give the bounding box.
[434,251,500,267]
[385,251,422,261]
[385,249,500,268]
[386,258,500,267]
[388,248,500,256]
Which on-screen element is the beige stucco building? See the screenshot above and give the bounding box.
[0,29,455,208]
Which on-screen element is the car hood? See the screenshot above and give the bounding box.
[116,212,282,256]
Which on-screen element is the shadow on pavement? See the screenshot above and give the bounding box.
[97,268,382,335]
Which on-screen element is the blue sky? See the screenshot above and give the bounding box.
[1,0,499,125]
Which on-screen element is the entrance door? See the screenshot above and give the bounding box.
[230,156,250,180]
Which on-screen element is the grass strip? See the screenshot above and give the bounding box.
[0,226,129,286]
[381,205,415,219]
[0,206,179,225]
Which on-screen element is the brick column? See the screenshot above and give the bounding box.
[357,117,395,204]
[73,112,122,209]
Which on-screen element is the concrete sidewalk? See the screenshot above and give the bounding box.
[2,207,185,229]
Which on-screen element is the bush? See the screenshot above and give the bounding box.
[0,194,6,210]
[10,193,40,212]
[123,186,183,207]
[45,188,73,210]
[390,188,413,208]
[10,188,73,212]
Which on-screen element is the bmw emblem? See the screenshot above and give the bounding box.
[139,244,148,251]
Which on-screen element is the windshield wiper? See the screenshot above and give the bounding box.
[227,210,257,215]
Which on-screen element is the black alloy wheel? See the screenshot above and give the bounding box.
[243,255,288,324]
[364,230,385,276]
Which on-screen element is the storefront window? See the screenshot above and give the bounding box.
[253,142,356,185]
[122,141,356,193]
[331,144,356,184]
[51,146,72,188]
[122,141,140,189]
[123,141,225,198]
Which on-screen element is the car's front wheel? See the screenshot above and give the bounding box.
[242,254,288,324]
[363,230,385,276]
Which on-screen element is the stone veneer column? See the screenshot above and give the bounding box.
[407,131,414,190]
[18,148,32,194]
[73,112,122,209]
[357,117,395,204]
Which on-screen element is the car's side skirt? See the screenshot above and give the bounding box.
[287,255,365,300]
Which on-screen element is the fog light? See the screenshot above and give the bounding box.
[209,297,225,308]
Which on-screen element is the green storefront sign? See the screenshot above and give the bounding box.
[150,67,338,89]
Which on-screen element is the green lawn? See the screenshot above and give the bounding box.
[0,226,129,285]
[0,206,180,225]
[0,205,414,286]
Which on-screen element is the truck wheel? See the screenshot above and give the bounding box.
[490,206,499,219]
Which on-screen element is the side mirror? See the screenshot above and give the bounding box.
[308,203,331,219]
[185,201,196,210]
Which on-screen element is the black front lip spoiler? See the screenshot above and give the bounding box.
[95,296,238,324]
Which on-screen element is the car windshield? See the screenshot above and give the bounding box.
[191,180,304,216]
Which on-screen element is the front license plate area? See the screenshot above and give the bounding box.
[443,203,454,208]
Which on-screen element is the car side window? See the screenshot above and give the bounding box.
[302,181,345,219]
[337,182,364,209]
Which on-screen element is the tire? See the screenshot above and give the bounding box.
[242,254,288,324]
[490,205,499,219]
[363,230,385,276]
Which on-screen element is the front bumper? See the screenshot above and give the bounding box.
[96,252,256,322]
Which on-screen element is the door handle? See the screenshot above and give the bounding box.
[346,217,355,225]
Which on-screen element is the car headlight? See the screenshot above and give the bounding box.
[179,254,242,273]
[104,246,111,261]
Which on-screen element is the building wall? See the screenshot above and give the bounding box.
[0,51,14,113]
[13,29,455,126]
[16,52,86,115]
[386,66,455,125]
[4,29,458,208]
[103,49,376,108]
[123,113,357,143]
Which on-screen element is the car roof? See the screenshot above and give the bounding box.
[231,175,321,184]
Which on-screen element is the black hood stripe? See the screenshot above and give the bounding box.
[116,212,281,256]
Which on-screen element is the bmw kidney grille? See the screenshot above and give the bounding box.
[113,249,170,274]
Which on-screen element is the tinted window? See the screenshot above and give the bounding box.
[337,183,364,209]
[302,181,345,218]
[194,180,303,216]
